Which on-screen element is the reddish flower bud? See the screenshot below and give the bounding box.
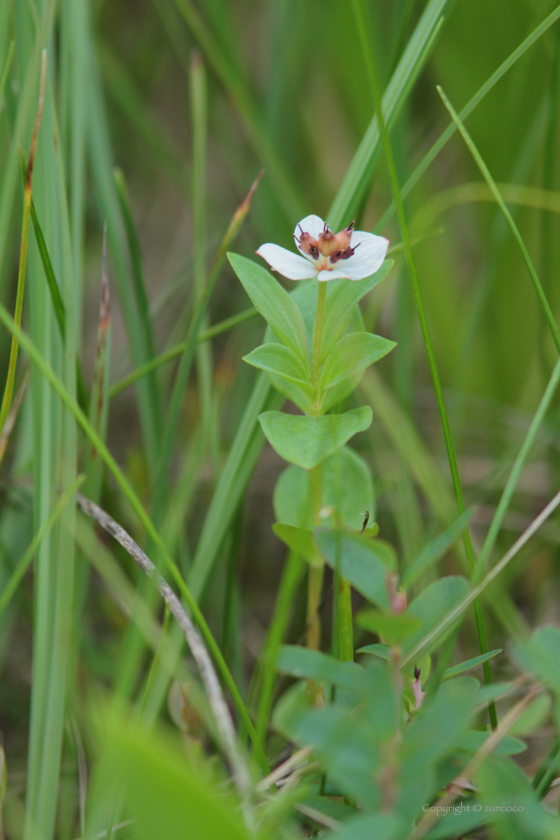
[318,225,339,256]
[296,229,320,260]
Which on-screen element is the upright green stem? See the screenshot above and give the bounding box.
[306,284,328,703]
[337,575,354,662]
[311,281,327,413]
[352,0,497,728]
[306,463,323,652]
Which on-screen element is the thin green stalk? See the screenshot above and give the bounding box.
[311,281,327,407]
[29,199,66,339]
[306,463,323,654]
[114,170,158,375]
[170,0,305,221]
[0,301,268,774]
[306,280,328,658]
[108,308,258,398]
[0,476,84,619]
[376,3,560,232]
[337,576,353,663]
[0,51,47,435]
[533,738,560,796]
[190,52,218,474]
[402,488,560,669]
[329,0,454,229]
[21,161,89,411]
[352,0,497,728]
[474,357,560,578]
[0,40,14,105]
[254,551,304,753]
[438,86,560,355]
[151,172,262,525]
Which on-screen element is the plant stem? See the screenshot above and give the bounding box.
[306,284,328,703]
[311,281,327,412]
[306,463,323,652]
[254,551,304,753]
[337,577,353,661]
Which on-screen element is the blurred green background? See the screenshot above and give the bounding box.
[1,0,560,837]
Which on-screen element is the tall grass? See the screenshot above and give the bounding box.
[1,1,560,839]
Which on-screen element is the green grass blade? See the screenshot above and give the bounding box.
[99,41,189,194]
[190,52,218,474]
[83,229,112,500]
[86,44,163,479]
[401,488,560,670]
[151,173,262,524]
[474,357,560,578]
[28,199,66,339]
[438,85,560,354]
[188,372,282,600]
[0,4,55,276]
[0,51,46,435]
[377,4,560,231]
[0,476,84,620]
[108,308,258,399]
[169,0,305,221]
[114,170,158,379]
[328,0,454,230]
[0,300,265,769]
[353,0,497,727]
[254,551,304,753]
[0,40,14,106]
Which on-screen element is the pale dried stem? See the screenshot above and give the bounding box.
[75,493,254,825]
[407,683,542,840]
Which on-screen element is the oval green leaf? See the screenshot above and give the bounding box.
[229,252,309,364]
[319,332,396,393]
[259,406,373,470]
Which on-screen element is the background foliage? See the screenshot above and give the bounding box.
[1,0,560,838]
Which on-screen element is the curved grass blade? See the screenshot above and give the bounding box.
[0,300,267,772]
[108,308,258,398]
[437,85,560,354]
[329,0,454,230]
[402,489,560,670]
[442,649,502,680]
[474,356,560,579]
[377,3,560,231]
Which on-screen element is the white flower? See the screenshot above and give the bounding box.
[256,214,389,282]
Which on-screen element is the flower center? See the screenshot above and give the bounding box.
[295,221,360,271]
